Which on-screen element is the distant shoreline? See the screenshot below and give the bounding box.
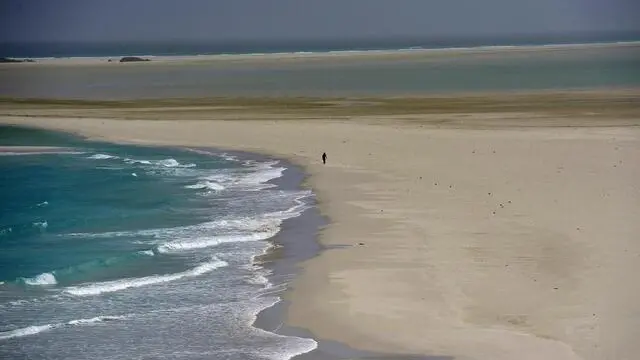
[1,40,638,66]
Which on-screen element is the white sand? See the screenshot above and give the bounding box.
[1,103,639,359]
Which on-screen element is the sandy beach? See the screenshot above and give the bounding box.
[1,92,639,359]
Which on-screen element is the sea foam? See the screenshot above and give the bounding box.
[157,158,196,168]
[156,229,279,254]
[0,315,127,340]
[64,209,295,240]
[32,221,48,229]
[22,272,57,286]
[184,180,225,191]
[88,154,118,160]
[0,324,57,340]
[66,315,126,325]
[63,257,227,296]
[124,158,195,168]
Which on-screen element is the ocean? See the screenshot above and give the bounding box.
[0,126,318,359]
[1,37,639,99]
[2,33,639,58]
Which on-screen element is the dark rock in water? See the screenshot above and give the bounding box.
[119,56,150,63]
[0,57,35,63]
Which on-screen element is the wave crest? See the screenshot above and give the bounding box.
[32,221,48,229]
[22,272,57,286]
[124,158,195,168]
[88,154,118,160]
[185,180,225,191]
[0,315,127,340]
[0,324,56,340]
[156,228,278,254]
[63,257,228,296]
[66,315,126,326]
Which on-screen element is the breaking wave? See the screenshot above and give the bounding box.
[13,250,156,287]
[32,221,48,229]
[0,315,127,340]
[63,257,228,296]
[156,229,279,254]
[184,180,225,191]
[124,158,195,168]
[21,272,57,286]
[87,154,118,160]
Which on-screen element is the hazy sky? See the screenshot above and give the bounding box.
[1,0,639,42]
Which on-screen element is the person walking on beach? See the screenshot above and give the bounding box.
[322,152,327,164]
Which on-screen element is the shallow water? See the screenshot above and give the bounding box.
[0,126,317,359]
[1,44,639,99]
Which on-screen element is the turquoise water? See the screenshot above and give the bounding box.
[0,126,316,359]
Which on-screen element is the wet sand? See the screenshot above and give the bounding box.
[0,145,78,155]
[1,92,639,360]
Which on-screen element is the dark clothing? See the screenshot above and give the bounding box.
[322,152,327,164]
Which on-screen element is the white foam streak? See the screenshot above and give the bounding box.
[237,166,285,190]
[63,258,227,296]
[158,158,196,168]
[0,315,127,341]
[32,221,48,229]
[65,214,289,240]
[137,249,155,256]
[88,154,118,160]
[23,272,57,286]
[157,230,278,253]
[66,315,126,326]
[124,158,195,168]
[0,325,56,340]
[185,181,225,191]
[246,298,318,360]
[190,160,285,192]
[124,158,151,165]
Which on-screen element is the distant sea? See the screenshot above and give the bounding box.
[1,34,639,99]
[0,126,317,359]
[2,33,640,58]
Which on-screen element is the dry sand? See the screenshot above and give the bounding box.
[1,94,639,360]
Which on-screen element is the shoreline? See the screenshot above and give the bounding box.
[1,94,639,360]
[253,160,423,359]
[1,41,638,67]
[0,124,442,360]
[0,134,335,359]
[232,151,332,359]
